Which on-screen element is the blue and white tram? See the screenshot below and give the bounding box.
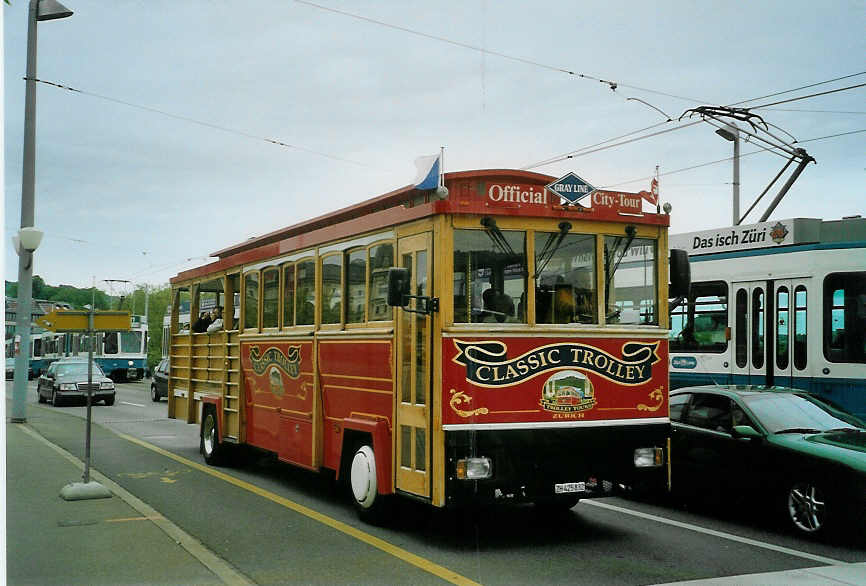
[668,216,866,419]
[29,315,149,381]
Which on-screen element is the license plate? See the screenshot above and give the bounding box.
[555,482,585,494]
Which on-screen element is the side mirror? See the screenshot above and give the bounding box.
[669,249,691,298]
[732,425,762,440]
[386,267,410,307]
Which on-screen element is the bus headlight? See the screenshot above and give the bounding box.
[634,447,664,468]
[456,457,492,480]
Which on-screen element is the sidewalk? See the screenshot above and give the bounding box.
[6,405,242,585]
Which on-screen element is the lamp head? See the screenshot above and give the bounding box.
[663,202,672,215]
[434,185,449,200]
[17,227,44,253]
[37,0,73,21]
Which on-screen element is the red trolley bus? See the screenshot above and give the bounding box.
[167,169,688,520]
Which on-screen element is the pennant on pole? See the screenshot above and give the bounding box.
[413,153,440,190]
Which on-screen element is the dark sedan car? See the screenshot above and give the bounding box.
[669,385,866,537]
[37,359,116,406]
[151,358,169,402]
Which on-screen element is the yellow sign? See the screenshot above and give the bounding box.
[37,310,131,332]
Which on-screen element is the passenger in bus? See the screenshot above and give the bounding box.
[482,286,514,323]
[192,311,212,333]
[206,307,224,333]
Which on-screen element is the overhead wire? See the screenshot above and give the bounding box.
[26,78,373,168]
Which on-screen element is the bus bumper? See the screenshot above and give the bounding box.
[444,424,669,507]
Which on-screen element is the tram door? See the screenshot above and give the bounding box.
[771,278,811,389]
[731,281,768,385]
[394,233,433,498]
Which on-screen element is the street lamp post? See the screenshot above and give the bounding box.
[715,123,741,226]
[11,0,73,423]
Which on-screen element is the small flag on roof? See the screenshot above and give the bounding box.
[639,177,659,206]
[413,153,441,190]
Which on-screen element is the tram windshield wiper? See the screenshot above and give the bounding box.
[603,225,637,318]
[480,217,515,257]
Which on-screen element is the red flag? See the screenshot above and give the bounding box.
[639,178,659,206]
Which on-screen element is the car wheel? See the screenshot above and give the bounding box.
[104,395,115,406]
[786,481,828,535]
[201,407,226,465]
[37,390,46,403]
[349,444,391,523]
[151,384,160,402]
[52,390,62,407]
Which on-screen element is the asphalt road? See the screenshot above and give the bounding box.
[9,378,866,585]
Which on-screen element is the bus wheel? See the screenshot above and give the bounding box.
[201,407,226,465]
[349,445,390,523]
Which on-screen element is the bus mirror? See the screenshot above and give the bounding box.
[387,268,410,307]
[669,249,691,298]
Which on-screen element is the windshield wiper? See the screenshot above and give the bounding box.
[774,428,822,435]
[824,427,862,433]
[533,222,571,279]
[603,225,637,314]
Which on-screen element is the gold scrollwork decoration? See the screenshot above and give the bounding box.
[637,386,665,412]
[449,389,489,418]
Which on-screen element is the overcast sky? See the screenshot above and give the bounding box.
[4,0,864,293]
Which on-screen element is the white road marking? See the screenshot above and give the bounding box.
[121,401,146,407]
[584,500,846,565]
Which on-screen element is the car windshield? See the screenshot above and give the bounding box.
[742,392,864,434]
[56,363,105,377]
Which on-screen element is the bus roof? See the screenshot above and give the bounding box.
[173,168,669,284]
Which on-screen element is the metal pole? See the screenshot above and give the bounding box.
[11,1,41,423]
[732,129,740,226]
[83,292,94,483]
[759,150,814,222]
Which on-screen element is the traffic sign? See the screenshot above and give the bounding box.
[545,172,595,206]
[36,310,131,332]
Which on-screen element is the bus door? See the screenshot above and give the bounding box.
[771,278,811,389]
[394,233,432,499]
[731,281,769,385]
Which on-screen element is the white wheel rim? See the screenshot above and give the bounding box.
[350,446,377,509]
[788,482,826,533]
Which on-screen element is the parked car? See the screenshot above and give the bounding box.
[37,359,116,407]
[6,357,34,380]
[151,358,169,402]
[669,385,866,537]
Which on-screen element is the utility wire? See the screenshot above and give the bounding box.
[294,0,708,103]
[729,71,866,107]
[26,78,372,167]
[748,82,866,110]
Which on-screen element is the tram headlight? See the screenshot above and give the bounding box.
[634,447,664,468]
[128,360,134,366]
[456,457,492,480]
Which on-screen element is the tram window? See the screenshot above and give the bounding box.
[794,286,807,370]
[104,332,119,355]
[735,289,747,368]
[347,248,367,324]
[296,260,316,326]
[282,264,296,328]
[670,281,728,353]
[776,287,789,370]
[824,271,866,364]
[453,229,526,324]
[535,232,597,324]
[120,331,142,354]
[604,237,658,325]
[321,254,343,325]
[369,243,394,322]
[752,288,764,369]
[262,268,279,328]
[244,272,259,330]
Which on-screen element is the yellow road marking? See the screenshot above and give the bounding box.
[115,430,479,586]
[106,515,164,523]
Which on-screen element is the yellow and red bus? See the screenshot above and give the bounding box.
[167,169,688,520]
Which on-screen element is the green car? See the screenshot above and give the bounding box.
[669,385,866,537]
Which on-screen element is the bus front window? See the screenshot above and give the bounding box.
[535,232,597,324]
[604,236,658,325]
[453,228,526,324]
